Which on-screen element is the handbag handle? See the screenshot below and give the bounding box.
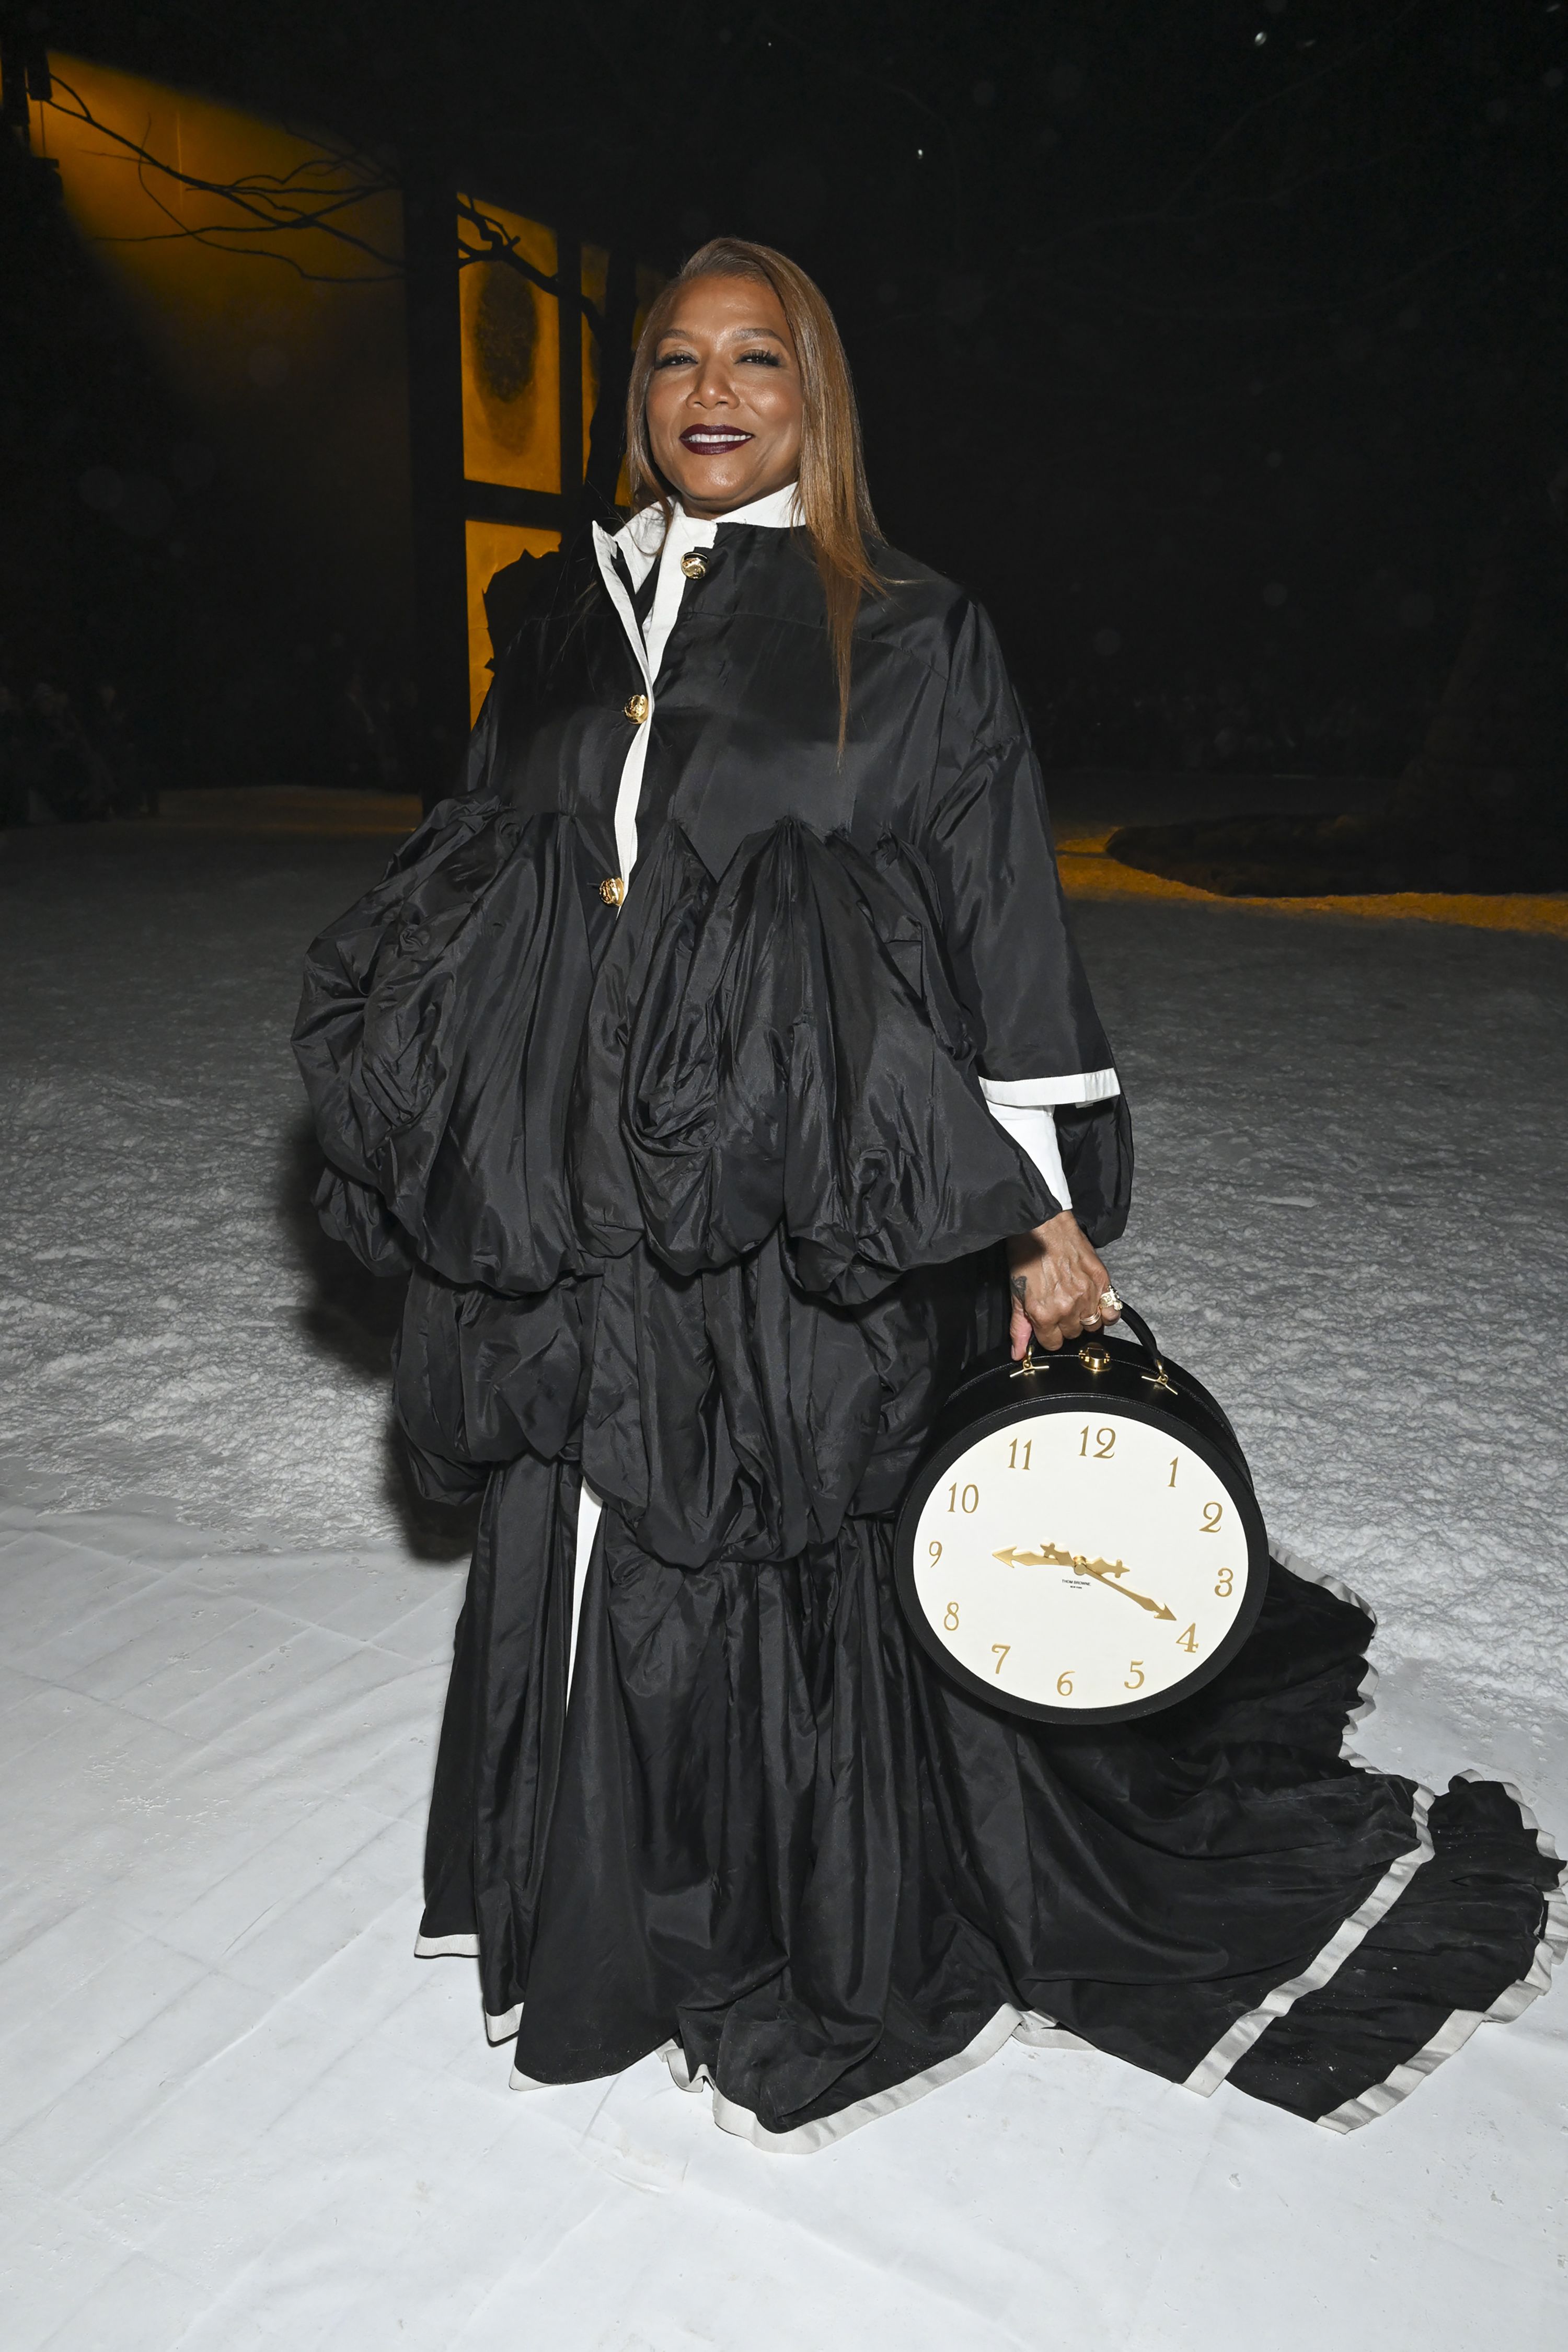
[1018,1297,1176,1394]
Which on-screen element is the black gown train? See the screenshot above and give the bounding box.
[295,520,1563,2149]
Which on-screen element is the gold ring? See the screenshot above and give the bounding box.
[1099,1287,1122,1314]
[1082,1310,1102,1328]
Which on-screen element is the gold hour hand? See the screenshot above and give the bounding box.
[994,1541,1175,1621]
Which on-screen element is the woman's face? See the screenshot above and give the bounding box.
[644,274,804,517]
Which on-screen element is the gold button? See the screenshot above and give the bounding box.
[679,552,707,580]
[623,693,649,724]
[598,875,625,907]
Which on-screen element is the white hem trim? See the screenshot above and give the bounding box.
[981,1069,1120,1108]
[1315,1769,1568,2132]
[660,2005,1027,2154]
[1248,1549,1566,2129]
[1012,2010,1094,2051]
[414,1931,480,1958]
[486,2003,523,2045]
[1270,1540,1380,1765]
[1182,1786,1438,2096]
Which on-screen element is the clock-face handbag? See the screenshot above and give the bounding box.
[893,1304,1270,1725]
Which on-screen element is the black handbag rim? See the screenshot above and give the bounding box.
[932,1328,1243,1463]
[893,1389,1272,1727]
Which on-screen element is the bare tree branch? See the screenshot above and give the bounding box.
[38,75,406,278]
[34,79,619,331]
[455,197,607,340]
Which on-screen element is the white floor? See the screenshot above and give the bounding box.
[2,821,1566,2349]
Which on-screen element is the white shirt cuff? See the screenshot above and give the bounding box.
[986,1101,1071,1214]
[981,1069,1120,1108]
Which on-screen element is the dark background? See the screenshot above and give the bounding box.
[2,0,1564,794]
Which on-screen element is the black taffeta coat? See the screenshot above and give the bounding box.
[293,521,1558,2152]
[297,522,1130,1559]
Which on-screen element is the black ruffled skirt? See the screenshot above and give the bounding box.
[295,799,1562,2148]
[417,1456,1563,2150]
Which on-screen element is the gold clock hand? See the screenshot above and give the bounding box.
[1073,1560,1177,1620]
[991,1541,1177,1621]
[1049,1542,1177,1621]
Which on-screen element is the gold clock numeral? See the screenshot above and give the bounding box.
[991,1644,1011,1675]
[1177,1623,1199,1653]
[1056,1669,1076,1696]
[1124,1660,1145,1689]
[947,1482,980,1514]
[1168,1458,1179,1488]
[1007,1437,1033,1471]
[943,1601,961,1631]
[1215,1564,1233,1597]
[1078,1426,1116,1459]
[928,1540,943,1562]
[1201,1501,1224,1534]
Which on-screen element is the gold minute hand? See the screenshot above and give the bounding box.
[1069,1557,1176,1620]
[993,1541,1176,1621]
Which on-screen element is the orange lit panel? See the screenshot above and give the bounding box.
[466,519,559,722]
[459,204,561,497]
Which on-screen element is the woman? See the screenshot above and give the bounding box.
[296,239,1561,2151]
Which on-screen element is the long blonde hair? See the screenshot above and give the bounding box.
[625,238,881,745]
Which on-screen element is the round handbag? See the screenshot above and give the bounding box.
[893,1304,1270,1725]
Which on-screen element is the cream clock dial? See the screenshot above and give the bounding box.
[898,1393,1268,1725]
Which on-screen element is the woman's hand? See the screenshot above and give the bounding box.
[1006,1214,1119,1359]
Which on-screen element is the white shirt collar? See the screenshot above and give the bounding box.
[608,481,802,578]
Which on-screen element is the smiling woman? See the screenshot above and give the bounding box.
[295,236,1562,2156]
[643,276,803,504]
[627,241,881,742]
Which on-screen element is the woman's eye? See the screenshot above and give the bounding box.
[737,349,783,366]
[654,349,697,368]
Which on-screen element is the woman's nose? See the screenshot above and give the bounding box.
[689,361,734,407]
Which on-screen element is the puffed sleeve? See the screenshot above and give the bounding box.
[919,599,1116,1101]
[917,598,1132,1242]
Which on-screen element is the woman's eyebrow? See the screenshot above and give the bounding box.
[655,324,789,344]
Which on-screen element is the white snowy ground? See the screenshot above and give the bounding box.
[2,804,1565,2351]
